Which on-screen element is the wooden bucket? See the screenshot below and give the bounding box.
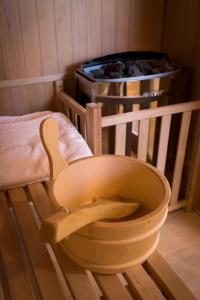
[41,119,171,274]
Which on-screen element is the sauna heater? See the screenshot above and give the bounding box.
[75,51,186,103]
[75,51,189,159]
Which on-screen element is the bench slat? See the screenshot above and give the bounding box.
[124,264,165,300]
[144,251,196,300]
[28,183,98,300]
[93,273,133,300]
[8,188,66,300]
[0,191,35,300]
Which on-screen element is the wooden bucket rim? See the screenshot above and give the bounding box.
[53,155,171,228]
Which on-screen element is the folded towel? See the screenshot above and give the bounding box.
[0,111,92,189]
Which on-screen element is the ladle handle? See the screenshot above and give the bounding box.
[40,118,66,181]
[40,198,140,243]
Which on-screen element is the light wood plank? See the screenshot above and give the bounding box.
[93,273,133,300]
[36,0,59,110]
[170,111,192,206]
[137,119,149,161]
[9,188,66,300]
[163,0,199,67]
[0,0,29,114]
[144,251,196,300]
[54,0,73,73]
[102,101,199,127]
[0,73,65,89]
[71,0,88,64]
[86,103,102,155]
[115,0,130,52]
[11,0,45,112]
[0,191,35,300]
[87,0,101,58]
[18,0,42,77]
[101,101,200,127]
[101,0,116,54]
[156,115,172,172]
[27,183,99,300]
[36,0,58,74]
[115,123,126,155]
[124,264,165,300]
[128,0,165,51]
[0,0,26,78]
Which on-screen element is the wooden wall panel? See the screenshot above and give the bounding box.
[129,0,165,51]
[71,0,88,65]
[162,0,200,209]
[18,0,45,112]
[101,0,116,54]
[0,0,166,115]
[115,0,130,52]
[0,0,29,115]
[87,0,101,58]
[36,0,59,110]
[54,0,73,73]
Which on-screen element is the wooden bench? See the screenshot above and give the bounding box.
[0,183,196,300]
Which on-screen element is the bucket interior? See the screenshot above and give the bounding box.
[53,156,169,221]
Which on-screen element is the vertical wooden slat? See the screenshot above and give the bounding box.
[0,0,29,115]
[71,0,88,64]
[156,115,172,173]
[129,0,165,51]
[115,123,126,155]
[54,0,73,73]
[101,0,116,54]
[54,80,64,112]
[0,192,35,300]
[0,0,26,77]
[115,0,130,52]
[170,111,192,206]
[79,116,87,139]
[87,0,101,59]
[137,119,149,161]
[86,103,102,155]
[18,0,45,112]
[18,0,42,76]
[36,0,58,74]
[36,0,58,110]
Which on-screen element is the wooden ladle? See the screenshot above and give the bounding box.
[40,119,140,243]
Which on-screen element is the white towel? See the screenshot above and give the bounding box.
[0,111,92,189]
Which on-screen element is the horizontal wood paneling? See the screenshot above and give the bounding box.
[0,0,165,115]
